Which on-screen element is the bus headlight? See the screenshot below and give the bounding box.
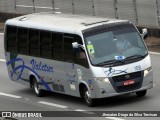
[144,66,152,77]
[94,77,110,83]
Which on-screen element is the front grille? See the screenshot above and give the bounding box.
[112,71,141,82]
[110,71,143,93]
[117,82,141,92]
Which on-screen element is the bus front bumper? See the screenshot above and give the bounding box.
[90,70,153,99]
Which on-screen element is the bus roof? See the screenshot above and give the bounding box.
[5,12,129,35]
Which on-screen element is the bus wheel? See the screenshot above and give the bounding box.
[136,90,147,97]
[83,87,94,107]
[33,77,44,97]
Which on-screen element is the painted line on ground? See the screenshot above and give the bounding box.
[0,59,6,62]
[75,109,87,111]
[105,117,125,120]
[0,92,22,99]
[0,33,3,35]
[38,101,68,109]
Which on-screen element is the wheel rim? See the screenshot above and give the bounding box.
[34,81,40,94]
[84,90,91,104]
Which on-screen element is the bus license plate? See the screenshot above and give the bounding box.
[123,80,135,86]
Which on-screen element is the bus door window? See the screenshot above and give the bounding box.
[73,35,89,68]
[63,34,74,62]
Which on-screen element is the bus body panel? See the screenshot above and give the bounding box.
[5,52,94,98]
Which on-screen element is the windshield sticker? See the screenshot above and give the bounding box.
[115,56,125,61]
[105,67,128,77]
[87,44,95,54]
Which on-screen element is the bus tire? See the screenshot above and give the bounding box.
[33,77,44,97]
[136,90,147,97]
[83,86,94,107]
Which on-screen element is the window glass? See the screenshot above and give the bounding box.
[40,31,52,58]
[7,26,17,52]
[63,36,74,62]
[73,35,89,68]
[29,29,40,56]
[52,33,63,60]
[85,27,147,65]
[18,28,28,54]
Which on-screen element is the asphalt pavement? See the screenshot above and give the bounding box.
[0,33,160,120]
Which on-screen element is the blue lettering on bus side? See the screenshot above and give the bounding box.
[7,58,53,92]
[30,59,53,73]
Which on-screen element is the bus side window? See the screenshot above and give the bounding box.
[40,31,52,58]
[74,35,89,68]
[18,28,28,54]
[52,33,63,61]
[29,29,40,56]
[63,34,74,62]
[6,26,18,53]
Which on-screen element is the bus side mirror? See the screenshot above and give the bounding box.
[142,28,148,39]
[72,42,79,48]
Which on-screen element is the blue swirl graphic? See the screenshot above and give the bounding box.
[105,67,128,77]
[7,58,52,92]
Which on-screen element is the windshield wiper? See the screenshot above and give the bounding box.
[125,54,145,60]
[96,59,125,66]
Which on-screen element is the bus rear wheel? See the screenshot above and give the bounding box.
[136,90,147,97]
[33,77,44,97]
[83,87,94,107]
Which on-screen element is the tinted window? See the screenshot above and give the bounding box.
[40,31,52,58]
[29,29,40,56]
[18,28,28,54]
[6,26,17,52]
[74,35,83,45]
[52,33,63,61]
[63,35,74,62]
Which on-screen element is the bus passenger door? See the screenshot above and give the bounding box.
[52,33,67,94]
[63,35,79,96]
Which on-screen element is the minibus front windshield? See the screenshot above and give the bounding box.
[85,27,148,66]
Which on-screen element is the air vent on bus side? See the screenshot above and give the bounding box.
[52,84,65,93]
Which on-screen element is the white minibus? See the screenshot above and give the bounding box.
[4,12,153,106]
